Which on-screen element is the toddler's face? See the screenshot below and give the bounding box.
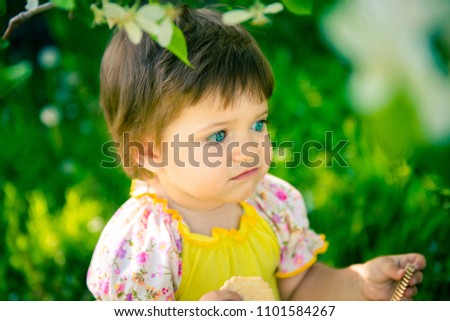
[148,94,272,209]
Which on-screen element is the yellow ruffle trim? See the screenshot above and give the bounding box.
[130,180,259,247]
[275,234,329,278]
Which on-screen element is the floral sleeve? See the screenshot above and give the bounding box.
[86,194,182,300]
[248,174,328,278]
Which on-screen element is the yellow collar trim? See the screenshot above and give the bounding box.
[130,180,259,246]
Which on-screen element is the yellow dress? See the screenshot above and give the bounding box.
[175,202,280,300]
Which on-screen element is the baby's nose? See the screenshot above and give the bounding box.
[231,141,259,164]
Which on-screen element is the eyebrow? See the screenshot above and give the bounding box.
[195,110,268,134]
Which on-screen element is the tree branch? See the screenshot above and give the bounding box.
[2,2,56,40]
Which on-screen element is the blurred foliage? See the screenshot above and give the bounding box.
[0,0,449,300]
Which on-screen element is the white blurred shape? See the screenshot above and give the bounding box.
[88,217,105,233]
[37,46,61,70]
[60,159,76,175]
[25,0,39,11]
[323,0,450,143]
[40,105,61,127]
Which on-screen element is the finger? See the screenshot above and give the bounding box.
[410,253,426,270]
[404,286,418,298]
[388,253,426,280]
[410,271,423,286]
[199,290,243,301]
[219,290,243,301]
[399,253,427,270]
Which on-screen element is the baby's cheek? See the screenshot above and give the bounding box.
[261,134,273,166]
[199,144,225,167]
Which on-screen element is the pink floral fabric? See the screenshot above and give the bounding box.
[246,174,327,277]
[86,194,182,301]
[86,174,327,300]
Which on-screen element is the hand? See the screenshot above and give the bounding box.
[199,290,243,301]
[351,253,426,300]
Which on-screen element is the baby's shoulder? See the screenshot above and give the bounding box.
[247,174,308,226]
[253,173,304,204]
[100,180,180,240]
[87,180,183,300]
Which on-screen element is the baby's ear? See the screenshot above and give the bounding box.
[137,141,164,174]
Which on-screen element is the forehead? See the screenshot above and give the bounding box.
[163,94,268,135]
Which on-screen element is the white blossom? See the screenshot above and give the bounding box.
[91,2,177,47]
[223,1,283,26]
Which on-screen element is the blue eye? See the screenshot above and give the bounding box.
[251,120,266,132]
[206,130,226,143]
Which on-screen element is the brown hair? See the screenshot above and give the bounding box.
[100,6,274,179]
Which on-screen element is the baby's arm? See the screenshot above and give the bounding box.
[278,263,365,300]
[278,253,426,300]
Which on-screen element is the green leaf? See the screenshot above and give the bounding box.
[166,25,192,67]
[0,0,6,17]
[0,38,9,50]
[0,61,33,96]
[282,0,313,15]
[50,0,75,11]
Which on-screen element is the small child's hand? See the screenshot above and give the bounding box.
[199,290,243,301]
[351,253,426,300]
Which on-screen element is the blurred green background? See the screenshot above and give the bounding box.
[0,0,448,300]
